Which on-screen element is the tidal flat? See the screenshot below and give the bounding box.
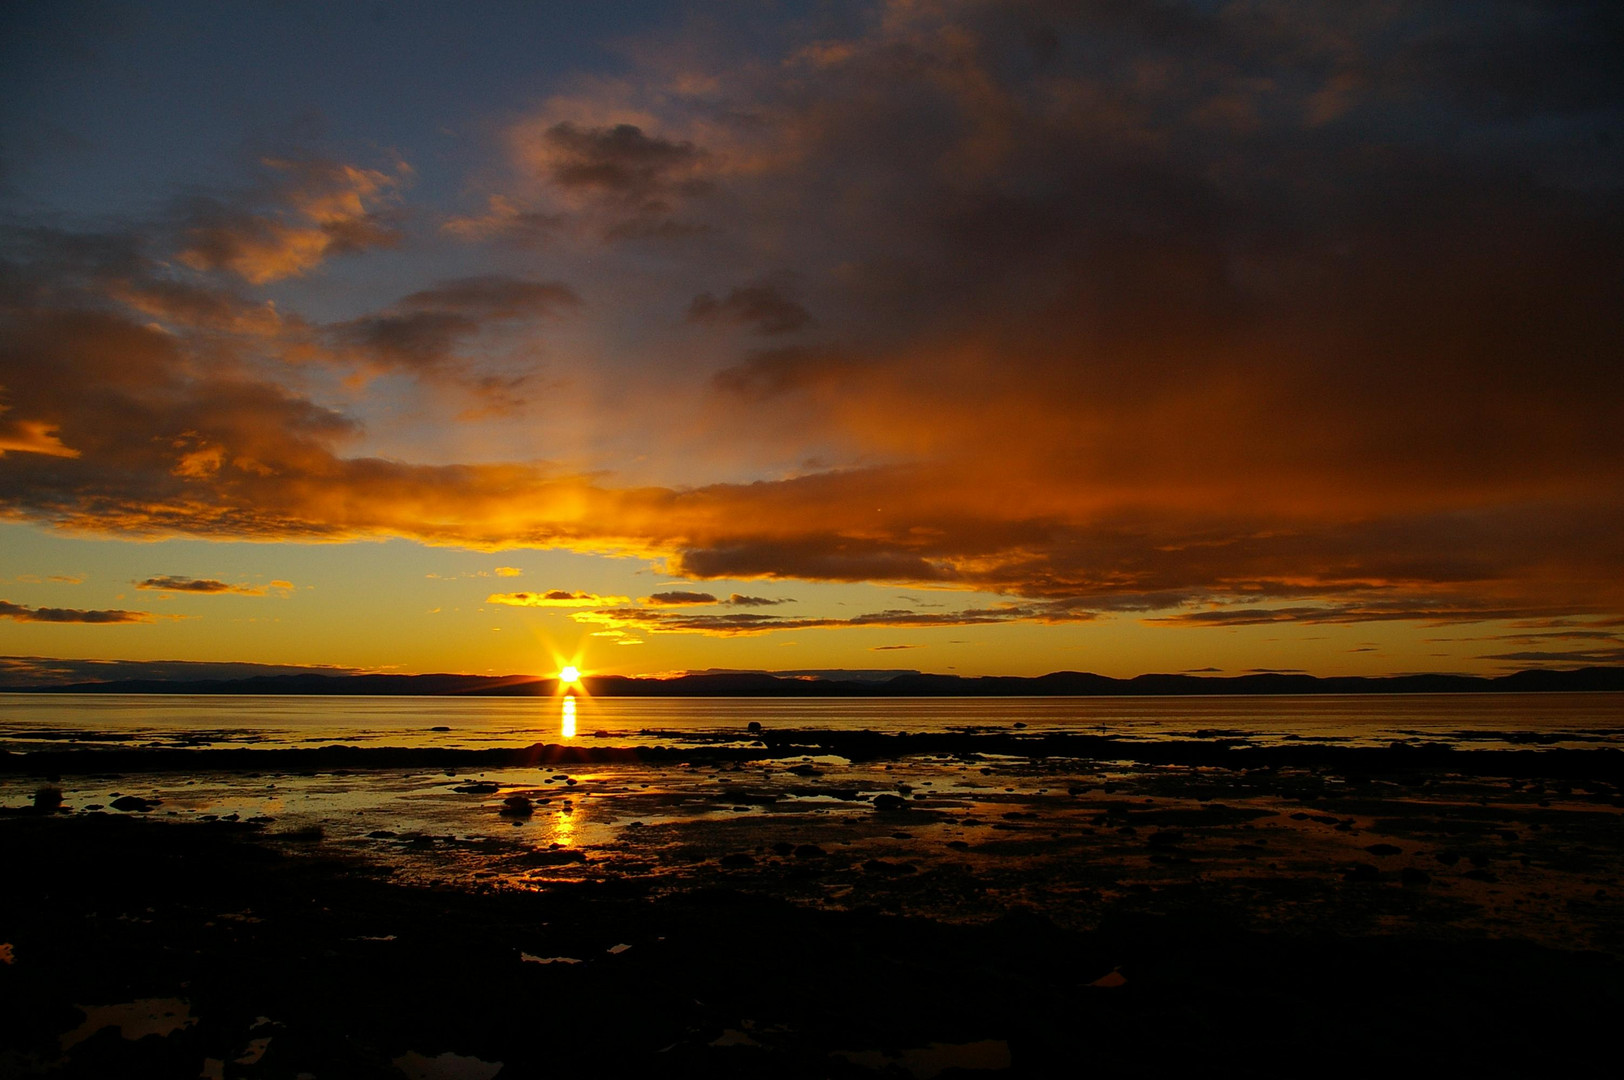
[4,720,1624,1076]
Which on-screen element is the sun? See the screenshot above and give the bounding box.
[559,665,581,684]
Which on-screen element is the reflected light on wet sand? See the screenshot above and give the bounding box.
[561,694,576,739]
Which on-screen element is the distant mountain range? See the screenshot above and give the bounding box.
[3,667,1621,696]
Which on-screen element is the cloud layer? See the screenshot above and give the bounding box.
[2,0,1621,643]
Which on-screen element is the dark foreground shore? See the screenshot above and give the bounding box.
[4,808,1623,1078]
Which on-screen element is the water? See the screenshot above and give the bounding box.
[3,691,1621,753]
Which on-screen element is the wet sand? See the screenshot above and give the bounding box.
[4,729,1623,1076]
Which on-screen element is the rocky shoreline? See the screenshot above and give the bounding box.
[3,807,1622,1077]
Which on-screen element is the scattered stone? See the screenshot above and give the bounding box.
[1364,844,1403,857]
[1436,850,1462,866]
[872,794,910,812]
[793,844,826,859]
[1342,863,1381,883]
[772,842,796,857]
[453,782,500,794]
[429,726,451,732]
[33,786,63,812]
[747,721,763,734]
[109,795,158,813]
[1463,868,1499,883]
[500,796,534,818]
[1147,829,1185,849]
[1400,867,1432,888]
[719,853,757,869]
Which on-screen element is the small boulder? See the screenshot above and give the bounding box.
[500,796,534,818]
[109,795,158,812]
[871,794,910,812]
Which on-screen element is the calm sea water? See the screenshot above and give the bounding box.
[2,692,1621,753]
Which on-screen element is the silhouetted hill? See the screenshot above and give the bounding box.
[5,667,1622,696]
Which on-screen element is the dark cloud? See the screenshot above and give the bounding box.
[542,122,709,199]
[643,591,719,605]
[0,600,151,623]
[722,594,791,606]
[515,121,715,239]
[1479,649,1624,665]
[334,275,578,373]
[687,283,811,335]
[574,600,1096,637]
[135,576,290,596]
[0,655,361,687]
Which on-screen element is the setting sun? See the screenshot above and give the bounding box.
[559,665,580,684]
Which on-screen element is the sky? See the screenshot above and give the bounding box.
[1,0,1621,684]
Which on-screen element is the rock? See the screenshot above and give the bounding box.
[1463,868,1499,883]
[109,795,158,812]
[946,840,970,850]
[453,782,500,794]
[1146,829,1185,849]
[1342,863,1381,883]
[772,842,795,857]
[871,794,910,812]
[719,853,756,869]
[1364,843,1403,857]
[500,796,534,818]
[429,726,451,732]
[1400,867,1432,887]
[787,764,822,777]
[746,721,763,734]
[33,786,63,811]
[1435,849,1462,866]
[792,844,826,859]
[367,830,398,839]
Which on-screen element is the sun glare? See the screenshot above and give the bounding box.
[559,665,581,684]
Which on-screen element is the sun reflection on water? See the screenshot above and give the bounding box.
[561,694,577,739]
[550,805,575,846]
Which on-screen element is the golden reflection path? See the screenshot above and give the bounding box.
[561,693,577,739]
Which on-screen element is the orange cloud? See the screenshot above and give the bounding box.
[175,158,406,284]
